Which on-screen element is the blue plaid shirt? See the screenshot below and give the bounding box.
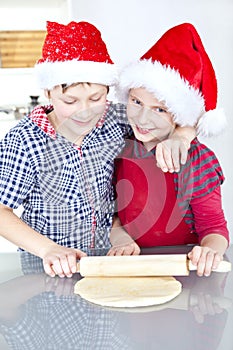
[0,102,128,250]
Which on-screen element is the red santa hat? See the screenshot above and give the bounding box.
[118,23,227,137]
[35,21,117,89]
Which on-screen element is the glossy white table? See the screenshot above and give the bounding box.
[0,246,232,350]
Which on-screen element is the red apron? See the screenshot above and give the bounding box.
[115,146,198,247]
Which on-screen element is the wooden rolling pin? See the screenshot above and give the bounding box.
[77,254,231,277]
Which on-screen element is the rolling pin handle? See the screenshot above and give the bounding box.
[188,259,231,273]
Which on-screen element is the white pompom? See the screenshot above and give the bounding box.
[197,108,227,137]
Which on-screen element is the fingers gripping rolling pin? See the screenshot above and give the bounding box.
[77,254,231,277]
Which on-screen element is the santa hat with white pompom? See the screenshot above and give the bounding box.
[118,22,227,137]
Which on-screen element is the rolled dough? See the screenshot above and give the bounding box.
[74,276,182,308]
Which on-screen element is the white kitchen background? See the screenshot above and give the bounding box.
[0,0,233,252]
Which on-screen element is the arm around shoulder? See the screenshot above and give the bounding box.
[156,126,196,173]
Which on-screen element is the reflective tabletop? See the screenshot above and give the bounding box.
[0,245,232,350]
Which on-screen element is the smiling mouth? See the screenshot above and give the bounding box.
[136,125,153,135]
[71,118,92,126]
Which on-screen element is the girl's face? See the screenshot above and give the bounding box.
[127,88,176,151]
[46,83,108,144]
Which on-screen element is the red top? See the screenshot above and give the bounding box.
[114,138,229,247]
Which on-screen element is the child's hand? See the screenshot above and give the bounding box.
[41,244,87,278]
[188,245,223,277]
[107,242,140,256]
[109,218,140,256]
[156,137,190,173]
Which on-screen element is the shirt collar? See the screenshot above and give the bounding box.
[29,105,56,139]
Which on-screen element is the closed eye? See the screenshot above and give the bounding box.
[90,97,101,102]
[64,100,76,105]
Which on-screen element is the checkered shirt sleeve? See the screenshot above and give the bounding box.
[0,102,128,250]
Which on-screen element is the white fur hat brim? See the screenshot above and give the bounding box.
[34,59,118,90]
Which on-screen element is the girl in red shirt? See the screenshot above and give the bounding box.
[109,23,229,277]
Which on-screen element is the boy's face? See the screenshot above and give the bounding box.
[47,83,108,144]
[127,88,175,151]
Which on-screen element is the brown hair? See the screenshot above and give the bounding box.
[46,83,109,97]
[61,83,109,93]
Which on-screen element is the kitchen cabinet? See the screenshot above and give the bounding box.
[0,30,46,68]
